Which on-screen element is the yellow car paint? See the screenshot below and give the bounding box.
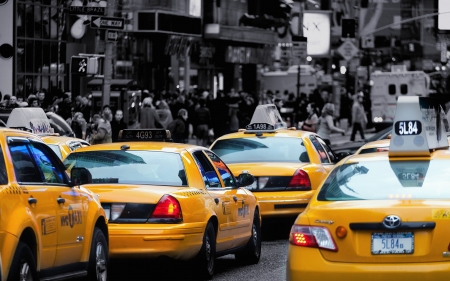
[210,129,337,218]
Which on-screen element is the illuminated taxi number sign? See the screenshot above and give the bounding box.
[121,129,167,140]
[246,123,274,130]
[394,120,422,136]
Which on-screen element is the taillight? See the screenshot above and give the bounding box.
[287,169,311,190]
[289,225,338,251]
[148,195,183,223]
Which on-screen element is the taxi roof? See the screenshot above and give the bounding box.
[388,96,449,157]
[70,141,204,154]
[40,135,87,145]
[215,128,313,141]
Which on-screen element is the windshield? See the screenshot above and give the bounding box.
[48,144,62,159]
[317,159,450,201]
[63,150,187,186]
[211,137,308,163]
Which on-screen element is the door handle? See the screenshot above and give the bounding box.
[233,196,238,202]
[214,198,219,204]
[57,197,65,204]
[28,198,37,204]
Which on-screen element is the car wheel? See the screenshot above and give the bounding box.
[194,222,216,280]
[87,228,108,281]
[7,241,37,281]
[235,209,262,265]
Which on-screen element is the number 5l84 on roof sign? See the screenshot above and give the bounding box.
[90,16,124,30]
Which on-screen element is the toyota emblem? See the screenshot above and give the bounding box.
[382,215,401,229]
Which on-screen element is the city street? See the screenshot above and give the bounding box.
[105,220,294,281]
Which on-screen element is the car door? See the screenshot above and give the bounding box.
[8,138,58,269]
[192,150,235,252]
[203,150,251,247]
[27,140,86,266]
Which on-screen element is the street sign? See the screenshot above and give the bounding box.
[292,36,307,59]
[337,40,359,61]
[106,30,119,42]
[69,6,105,16]
[71,56,88,76]
[90,16,125,30]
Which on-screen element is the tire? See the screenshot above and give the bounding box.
[194,222,216,280]
[235,209,262,265]
[7,241,37,281]
[87,227,108,281]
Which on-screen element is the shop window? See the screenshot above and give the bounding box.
[400,84,408,95]
[388,84,396,95]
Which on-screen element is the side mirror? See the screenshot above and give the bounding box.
[237,172,255,188]
[70,167,92,186]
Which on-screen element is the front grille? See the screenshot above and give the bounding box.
[274,203,308,209]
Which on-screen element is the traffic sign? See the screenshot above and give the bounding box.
[106,30,119,42]
[90,16,125,30]
[69,6,105,16]
[71,56,88,76]
[292,36,307,59]
[361,34,374,49]
[337,40,359,61]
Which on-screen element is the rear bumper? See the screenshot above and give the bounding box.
[287,246,450,281]
[108,222,206,260]
[255,191,312,218]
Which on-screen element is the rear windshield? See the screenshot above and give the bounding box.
[318,160,450,201]
[211,137,308,163]
[63,150,187,186]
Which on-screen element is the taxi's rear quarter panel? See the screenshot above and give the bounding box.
[305,200,450,263]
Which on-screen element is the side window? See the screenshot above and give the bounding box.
[9,143,43,183]
[204,151,237,188]
[388,84,396,95]
[316,137,337,163]
[310,136,330,164]
[29,142,66,184]
[192,151,221,188]
[0,148,8,184]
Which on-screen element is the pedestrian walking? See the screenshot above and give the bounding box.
[139,97,162,129]
[90,107,112,144]
[193,98,211,147]
[111,109,127,142]
[317,103,345,146]
[300,102,319,132]
[350,92,368,141]
[168,108,188,143]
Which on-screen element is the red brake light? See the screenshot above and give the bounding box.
[289,225,338,251]
[148,195,183,223]
[287,169,311,190]
[289,225,318,247]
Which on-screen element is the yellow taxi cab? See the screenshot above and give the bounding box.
[41,135,90,160]
[62,129,260,280]
[287,96,450,280]
[210,104,340,218]
[6,107,88,160]
[0,127,108,281]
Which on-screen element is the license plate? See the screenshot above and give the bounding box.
[371,232,414,255]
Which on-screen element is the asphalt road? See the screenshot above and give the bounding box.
[105,218,295,281]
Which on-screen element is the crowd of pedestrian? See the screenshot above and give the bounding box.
[0,85,368,147]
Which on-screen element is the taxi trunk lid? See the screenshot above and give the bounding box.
[307,200,450,263]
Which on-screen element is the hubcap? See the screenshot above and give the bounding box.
[95,242,107,281]
[252,223,258,245]
[19,261,32,281]
[205,230,214,272]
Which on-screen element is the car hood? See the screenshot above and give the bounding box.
[330,140,366,154]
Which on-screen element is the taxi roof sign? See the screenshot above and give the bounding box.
[245,104,286,133]
[389,96,449,157]
[6,108,54,135]
[118,129,172,142]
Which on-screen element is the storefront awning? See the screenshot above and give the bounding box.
[204,24,279,45]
